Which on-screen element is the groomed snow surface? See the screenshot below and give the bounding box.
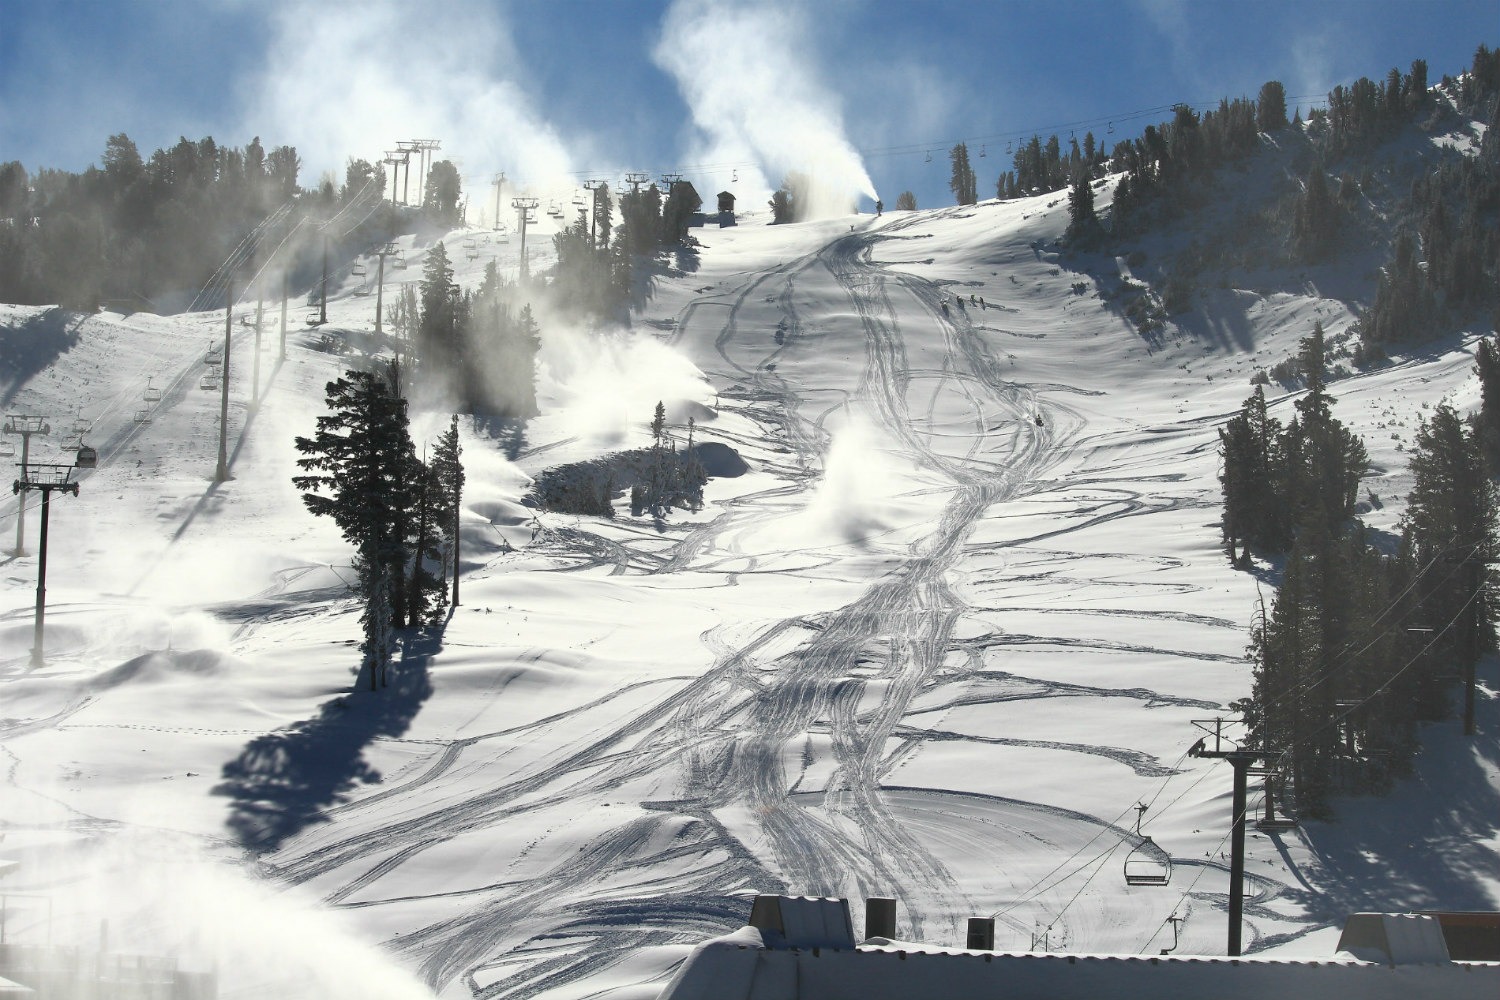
[1,186,1497,999]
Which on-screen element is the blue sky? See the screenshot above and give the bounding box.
[1,0,1495,215]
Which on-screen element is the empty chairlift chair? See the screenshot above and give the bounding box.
[142,377,162,403]
[1123,803,1171,886]
[1124,837,1172,886]
[205,341,223,366]
[200,368,220,391]
[351,262,367,277]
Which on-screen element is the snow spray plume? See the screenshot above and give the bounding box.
[244,0,578,222]
[803,417,906,545]
[5,827,436,999]
[654,0,879,219]
[537,317,715,447]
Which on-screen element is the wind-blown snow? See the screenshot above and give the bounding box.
[654,0,879,217]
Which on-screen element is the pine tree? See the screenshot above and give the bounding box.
[293,361,420,690]
[1292,165,1338,262]
[1257,81,1288,132]
[1402,403,1497,701]
[1474,333,1500,472]
[949,143,977,205]
[1218,385,1281,562]
[406,456,447,627]
[1065,170,1101,246]
[648,400,667,510]
[430,415,465,609]
[417,242,458,372]
[894,191,917,211]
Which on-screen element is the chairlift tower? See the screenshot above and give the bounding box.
[13,461,81,665]
[511,197,540,278]
[623,172,650,194]
[412,140,441,204]
[583,179,608,246]
[4,414,50,555]
[492,172,506,230]
[396,141,421,205]
[383,151,407,205]
[1187,717,1266,957]
[374,242,398,336]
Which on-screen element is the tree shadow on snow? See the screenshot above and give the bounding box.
[470,414,529,461]
[0,308,87,407]
[1286,658,1500,922]
[213,625,442,854]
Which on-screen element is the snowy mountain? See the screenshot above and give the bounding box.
[1,109,1497,999]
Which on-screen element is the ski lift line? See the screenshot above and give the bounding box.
[1256,578,1488,778]
[529,90,1339,190]
[1035,841,1127,940]
[188,202,295,312]
[1247,535,1477,730]
[1000,837,1129,925]
[991,740,1198,921]
[1137,804,1249,955]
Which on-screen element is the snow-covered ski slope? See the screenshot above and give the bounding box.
[2,174,1497,1000]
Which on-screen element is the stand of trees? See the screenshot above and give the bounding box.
[547,178,702,321]
[293,362,465,690]
[769,172,809,224]
[530,401,707,519]
[409,245,541,417]
[1348,49,1500,353]
[0,134,307,309]
[1222,323,1496,815]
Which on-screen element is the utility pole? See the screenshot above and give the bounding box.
[492,172,506,230]
[279,271,288,362]
[319,235,329,326]
[374,242,396,336]
[512,197,539,279]
[14,462,80,666]
[4,415,50,555]
[252,288,264,406]
[1188,719,1262,957]
[1463,554,1482,736]
[216,279,234,483]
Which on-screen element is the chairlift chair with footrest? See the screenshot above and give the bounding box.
[1124,837,1172,886]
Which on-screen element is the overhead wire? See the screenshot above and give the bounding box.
[540,93,1333,187]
